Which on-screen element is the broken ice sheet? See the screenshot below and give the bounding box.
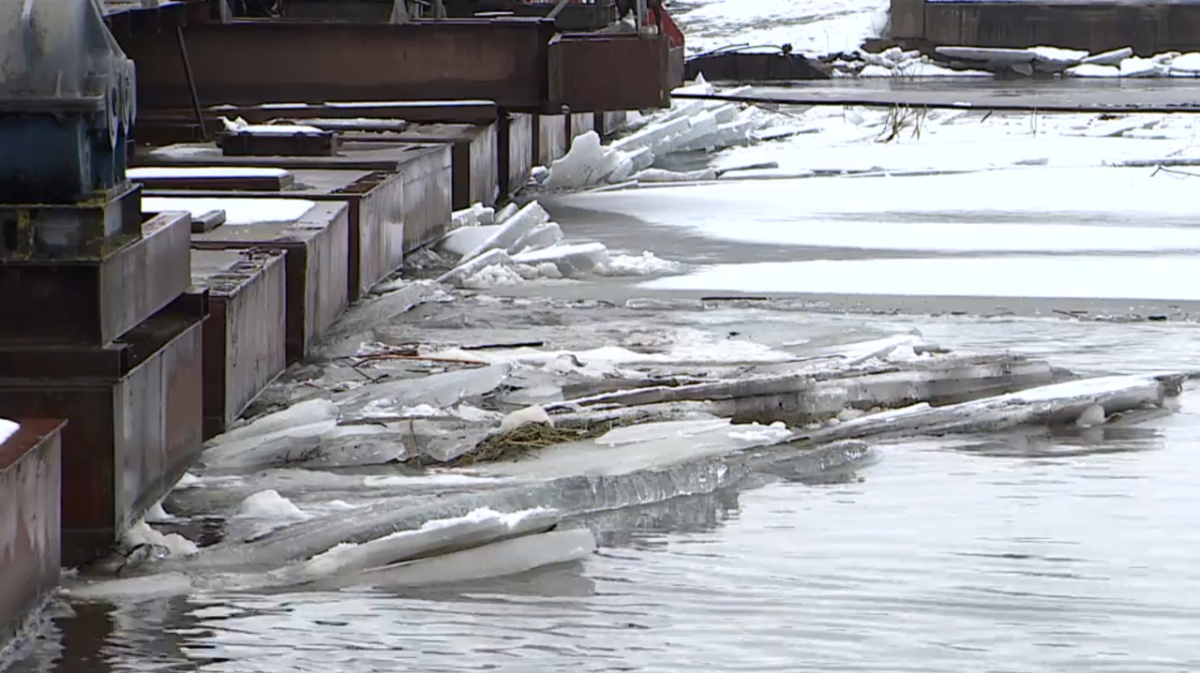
[334,363,512,420]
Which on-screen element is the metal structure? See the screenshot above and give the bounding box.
[0,0,206,566]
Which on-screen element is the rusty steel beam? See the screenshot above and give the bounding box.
[117,19,557,111]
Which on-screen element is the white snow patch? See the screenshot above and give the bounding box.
[128,166,291,179]
[597,252,685,276]
[726,421,794,444]
[142,197,317,225]
[143,501,175,523]
[461,264,525,290]
[499,405,554,433]
[0,419,17,446]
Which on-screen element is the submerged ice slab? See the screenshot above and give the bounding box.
[158,440,872,573]
[794,373,1183,443]
[281,507,559,583]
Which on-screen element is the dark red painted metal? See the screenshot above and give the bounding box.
[0,419,63,645]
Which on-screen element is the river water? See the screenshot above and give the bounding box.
[11,3,1200,672]
[6,307,1200,673]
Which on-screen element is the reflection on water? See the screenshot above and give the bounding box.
[8,320,1200,673]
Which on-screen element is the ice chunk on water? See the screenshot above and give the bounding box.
[122,521,198,557]
[218,399,338,444]
[287,506,560,581]
[0,418,18,445]
[327,529,597,589]
[436,248,512,287]
[437,224,500,259]
[335,363,512,418]
[727,422,793,444]
[234,490,312,522]
[511,242,609,277]
[458,201,551,262]
[499,405,554,433]
[544,132,625,190]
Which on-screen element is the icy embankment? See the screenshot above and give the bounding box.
[87,326,1191,589]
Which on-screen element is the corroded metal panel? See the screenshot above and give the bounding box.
[191,202,349,361]
[118,19,557,110]
[890,0,926,39]
[0,299,205,566]
[0,420,63,645]
[506,113,535,196]
[930,2,1165,55]
[140,143,451,296]
[194,250,287,438]
[401,144,455,255]
[568,112,594,145]
[548,33,672,112]
[392,123,498,210]
[537,113,568,166]
[0,211,192,346]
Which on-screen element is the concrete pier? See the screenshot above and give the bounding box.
[890,0,1200,55]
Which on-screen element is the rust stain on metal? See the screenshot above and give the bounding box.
[0,299,206,566]
[548,33,675,111]
[194,249,288,438]
[191,202,349,362]
[0,419,63,645]
[504,112,535,198]
[118,20,556,110]
[0,211,192,346]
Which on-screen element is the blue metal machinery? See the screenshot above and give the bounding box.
[0,0,136,201]
[0,0,205,566]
